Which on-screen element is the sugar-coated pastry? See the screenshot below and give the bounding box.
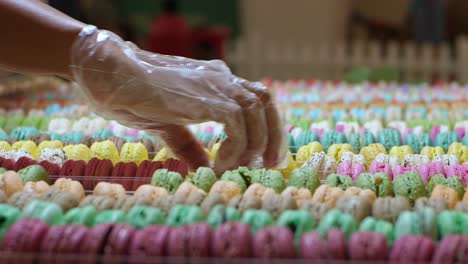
[150,169,183,193]
[52,178,85,200]
[93,182,126,200]
[23,180,49,196]
[0,170,24,197]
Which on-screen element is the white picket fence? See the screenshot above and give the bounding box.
[227,34,468,83]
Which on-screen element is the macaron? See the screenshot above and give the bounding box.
[317,209,357,239]
[167,223,212,258]
[186,167,217,193]
[437,210,468,237]
[21,200,64,225]
[415,197,448,214]
[288,167,320,194]
[14,157,38,172]
[93,182,126,200]
[394,207,437,241]
[251,169,286,193]
[0,204,21,240]
[359,216,394,244]
[262,192,297,219]
[212,222,252,258]
[348,231,388,261]
[79,195,115,212]
[276,210,315,240]
[393,172,426,204]
[325,173,353,190]
[94,209,127,225]
[336,195,372,222]
[51,224,88,256]
[253,226,296,259]
[230,195,262,214]
[40,187,80,212]
[200,193,226,215]
[102,223,136,258]
[221,167,252,193]
[64,205,97,227]
[206,205,240,228]
[112,195,138,213]
[0,170,24,197]
[172,182,207,206]
[300,229,347,260]
[38,160,60,176]
[133,160,162,191]
[300,200,331,224]
[129,226,171,257]
[356,173,393,197]
[432,235,468,263]
[79,223,114,260]
[84,158,113,177]
[111,161,137,190]
[127,206,164,229]
[151,169,183,193]
[163,158,188,177]
[389,235,435,262]
[60,159,86,177]
[17,164,49,184]
[372,196,411,223]
[241,209,274,234]
[7,191,38,209]
[1,219,49,254]
[166,205,204,227]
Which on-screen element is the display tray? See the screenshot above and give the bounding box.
[0,253,387,264]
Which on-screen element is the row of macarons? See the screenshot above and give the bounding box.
[3,162,468,219]
[3,219,467,262]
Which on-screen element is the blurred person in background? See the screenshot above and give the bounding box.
[146,0,191,57]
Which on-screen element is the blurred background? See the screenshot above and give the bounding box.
[4,0,468,85]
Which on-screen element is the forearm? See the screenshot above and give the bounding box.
[0,0,85,79]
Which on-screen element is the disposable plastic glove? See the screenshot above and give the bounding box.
[70,26,286,174]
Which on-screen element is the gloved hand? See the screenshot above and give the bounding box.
[70,26,286,174]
